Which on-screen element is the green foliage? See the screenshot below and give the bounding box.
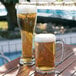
[0,30,21,39]
[0,21,8,30]
[0,21,20,39]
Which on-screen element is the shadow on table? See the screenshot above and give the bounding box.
[16,65,55,76]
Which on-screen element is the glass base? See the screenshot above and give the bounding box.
[19,57,35,65]
[36,67,55,74]
[28,70,59,76]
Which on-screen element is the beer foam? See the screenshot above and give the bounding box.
[17,5,36,14]
[35,34,56,42]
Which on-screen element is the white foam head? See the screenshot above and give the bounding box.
[17,4,36,14]
[35,34,56,43]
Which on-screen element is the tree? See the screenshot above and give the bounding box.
[27,0,30,1]
[0,0,19,31]
[0,0,30,31]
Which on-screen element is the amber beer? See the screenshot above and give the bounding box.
[17,4,36,64]
[35,34,56,73]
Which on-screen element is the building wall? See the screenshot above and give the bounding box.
[30,0,56,2]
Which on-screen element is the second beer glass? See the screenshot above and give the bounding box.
[34,34,56,73]
[17,3,37,65]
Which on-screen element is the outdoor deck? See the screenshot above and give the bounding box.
[0,44,76,76]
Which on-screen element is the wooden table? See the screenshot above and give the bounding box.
[0,44,76,76]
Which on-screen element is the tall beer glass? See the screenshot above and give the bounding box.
[17,3,37,65]
[34,34,64,73]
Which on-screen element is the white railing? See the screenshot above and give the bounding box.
[0,33,76,66]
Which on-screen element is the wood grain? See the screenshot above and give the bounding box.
[0,44,76,76]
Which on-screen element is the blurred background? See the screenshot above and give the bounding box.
[0,0,76,66]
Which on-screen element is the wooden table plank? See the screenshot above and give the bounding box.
[56,44,74,63]
[56,54,76,73]
[4,68,19,76]
[16,65,33,76]
[72,72,76,76]
[58,60,76,76]
[71,71,76,76]
[0,44,76,76]
[0,58,20,75]
[56,45,76,76]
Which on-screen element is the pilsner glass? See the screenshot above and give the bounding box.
[34,34,64,73]
[17,3,37,65]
